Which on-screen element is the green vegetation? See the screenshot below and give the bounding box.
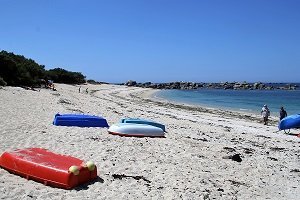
[47,68,85,84]
[0,50,86,86]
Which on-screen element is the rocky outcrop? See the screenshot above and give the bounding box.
[134,82,202,90]
[123,81,298,90]
[125,80,137,86]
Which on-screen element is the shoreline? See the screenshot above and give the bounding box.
[148,89,300,121]
[0,84,299,199]
[131,88,279,126]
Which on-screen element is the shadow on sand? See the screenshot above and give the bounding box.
[74,176,104,191]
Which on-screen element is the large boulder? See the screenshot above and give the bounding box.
[125,80,137,86]
[253,82,265,89]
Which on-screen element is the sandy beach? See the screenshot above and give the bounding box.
[0,83,299,200]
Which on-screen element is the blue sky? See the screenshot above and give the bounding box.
[1,0,299,83]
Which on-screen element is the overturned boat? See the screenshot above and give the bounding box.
[108,123,165,137]
[279,114,300,130]
[53,113,109,127]
[121,118,166,132]
[0,148,97,189]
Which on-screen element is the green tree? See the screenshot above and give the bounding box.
[0,50,87,86]
[47,68,86,84]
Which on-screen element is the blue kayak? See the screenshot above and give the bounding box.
[120,118,166,132]
[53,113,109,127]
[278,114,300,130]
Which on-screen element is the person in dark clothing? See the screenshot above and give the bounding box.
[279,107,287,121]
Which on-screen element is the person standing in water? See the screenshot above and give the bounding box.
[261,104,270,125]
[279,107,287,121]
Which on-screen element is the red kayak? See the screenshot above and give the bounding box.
[0,148,97,189]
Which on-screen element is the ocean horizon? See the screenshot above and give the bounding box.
[154,86,300,117]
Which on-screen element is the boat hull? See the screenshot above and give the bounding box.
[0,148,97,189]
[108,123,165,137]
[279,114,300,130]
[121,118,166,132]
[53,113,109,127]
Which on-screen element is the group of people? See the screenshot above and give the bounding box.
[41,79,56,91]
[78,86,88,94]
[261,105,287,125]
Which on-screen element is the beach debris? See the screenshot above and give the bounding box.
[203,193,210,200]
[223,154,242,162]
[88,137,101,141]
[231,154,242,162]
[269,147,285,151]
[194,137,208,142]
[223,147,236,152]
[58,98,72,105]
[227,179,247,186]
[223,126,232,132]
[256,135,271,139]
[267,157,278,161]
[247,141,265,148]
[185,136,209,142]
[22,86,39,91]
[290,169,300,173]
[242,147,254,154]
[113,110,122,114]
[66,108,84,113]
[112,174,151,183]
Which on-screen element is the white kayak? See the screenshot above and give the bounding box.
[108,123,165,137]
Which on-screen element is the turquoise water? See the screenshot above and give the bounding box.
[155,88,300,116]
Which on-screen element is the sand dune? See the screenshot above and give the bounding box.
[0,84,299,199]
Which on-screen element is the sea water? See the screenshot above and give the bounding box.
[154,87,300,116]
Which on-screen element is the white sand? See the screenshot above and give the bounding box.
[0,84,299,199]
